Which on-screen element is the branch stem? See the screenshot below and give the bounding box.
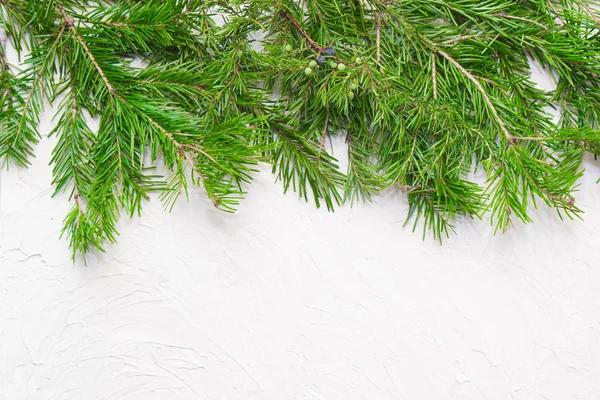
[376,12,382,63]
[283,11,323,52]
[436,49,515,142]
[57,4,116,95]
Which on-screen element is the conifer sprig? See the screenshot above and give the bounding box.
[1,0,600,260]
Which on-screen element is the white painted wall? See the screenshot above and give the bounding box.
[2,35,600,400]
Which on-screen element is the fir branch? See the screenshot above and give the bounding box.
[271,120,344,210]
[0,26,65,166]
[344,130,383,204]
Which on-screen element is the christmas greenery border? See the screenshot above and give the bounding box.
[1,0,600,260]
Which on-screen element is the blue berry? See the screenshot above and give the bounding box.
[324,47,335,56]
[316,56,326,64]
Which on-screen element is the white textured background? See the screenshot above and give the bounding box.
[2,34,600,400]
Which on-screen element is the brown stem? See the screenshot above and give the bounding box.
[399,184,421,194]
[100,21,166,28]
[547,1,565,25]
[431,54,437,99]
[57,4,116,95]
[375,12,382,64]
[283,12,323,52]
[512,136,547,142]
[578,2,600,25]
[492,13,548,30]
[436,49,515,143]
[0,44,9,73]
[444,34,488,44]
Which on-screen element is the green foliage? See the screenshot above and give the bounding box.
[1,0,600,260]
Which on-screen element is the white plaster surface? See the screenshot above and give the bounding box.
[2,36,600,400]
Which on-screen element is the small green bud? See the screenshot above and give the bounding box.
[355,57,362,64]
[285,44,292,52]
[304,67,313,76]
[348,91,355,100]
[350,83,358,90]
[337,63,346,71]
[330,61,338,69]
[309,60,317,68]
[236,50,243,58]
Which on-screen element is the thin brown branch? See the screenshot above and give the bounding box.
[181,143,219,166]
[182,151,219,207]
[436,49,515,142]
[547,1,565,25]
[98,21,167,28]
[141,108,221,207]
[74,35,116,94]
[407,185,421,194]
[139,106,220,170]
[578,2,600,24]
[375,12,382,64]
[476,76,511,97]
[283,11,323,52]
[431,54,437,99]
[0,44,10,73]
[492,13,548,30]
[443,34,487,44]
[57,4,116,95]
[511,136,546,142]
[399,184,421,193]
[0,0,16,8]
